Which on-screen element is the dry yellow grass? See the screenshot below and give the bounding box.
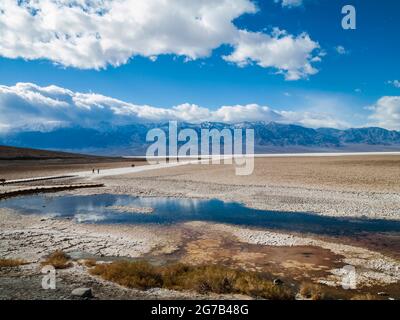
[41,250,72,269]
[299,283,325,300]
[90,261,294,299]
[0,258,27,268]
[83,259,97,268]
[351,293,378,300]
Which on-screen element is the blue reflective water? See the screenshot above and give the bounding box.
[1,193,399,236]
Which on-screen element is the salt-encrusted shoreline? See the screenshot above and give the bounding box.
[0,209,179,262]
[86,175,400,221]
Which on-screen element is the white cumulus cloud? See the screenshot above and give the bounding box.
[367,96,400,130]
[387,80,400,88]
[0,82,349,132]
[0,0,321,80]
[275,0,303,8]
[335,45,349,55]
[280,111,350,129]
[223,29,321,80]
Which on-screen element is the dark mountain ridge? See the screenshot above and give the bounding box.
[1,122,399,155]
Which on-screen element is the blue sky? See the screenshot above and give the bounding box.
[0,0,399,130]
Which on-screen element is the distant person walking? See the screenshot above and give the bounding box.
[97,169,100,174]
[92,168,95,174]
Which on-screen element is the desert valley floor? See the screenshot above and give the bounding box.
[0,154,399,300]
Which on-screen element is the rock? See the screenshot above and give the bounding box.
[71,287,92,298]
[273,278,283,286]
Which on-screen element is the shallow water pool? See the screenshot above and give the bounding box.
[1,193,399,237]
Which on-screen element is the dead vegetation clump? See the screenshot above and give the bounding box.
[83,259,97,268]
[351,293,377,300]
[299,283,325,300]
[90,261,294,300]
[0,258,27,268]
[41,250,72,269]
[90,261,162,290]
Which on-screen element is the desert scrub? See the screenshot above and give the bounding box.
[90,261,163,290]
[351,293,377,300]
[41,250,72,269]
[0,258,27,268]
[299,283,325,300]
[83,259,97,268]
[90,261,294,300]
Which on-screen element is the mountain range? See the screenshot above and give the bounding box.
[1,122,400,156]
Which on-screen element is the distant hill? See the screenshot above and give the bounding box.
[1,122,399,156]
[0,145,119,160]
